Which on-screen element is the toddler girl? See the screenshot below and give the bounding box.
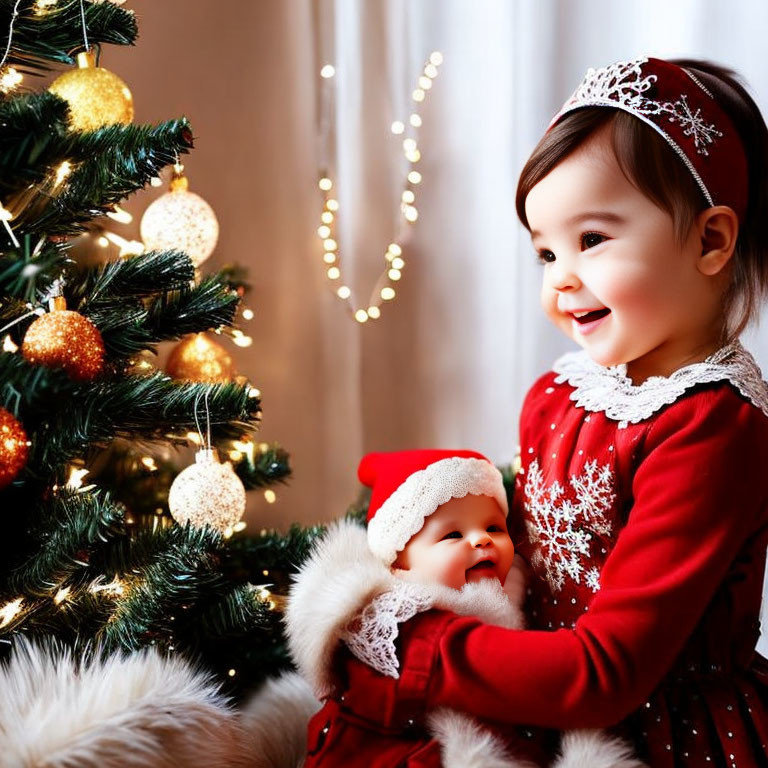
[359,57,768,766]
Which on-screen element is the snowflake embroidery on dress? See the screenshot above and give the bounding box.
[523,459,615,593]
[585,568,602,592]
[558,57,722,156]
[341,580,433,679]
[553,342,768,427]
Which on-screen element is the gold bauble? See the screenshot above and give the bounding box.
[49,51,134,131]
[0,408,30,489]
[140,167,219,267]
[168,449,246,533]
[22,297,105,381]
[166,333,234,383]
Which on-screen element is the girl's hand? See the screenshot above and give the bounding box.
[503,554,530,608]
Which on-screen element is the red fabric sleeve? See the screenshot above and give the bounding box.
[403,387,768,729]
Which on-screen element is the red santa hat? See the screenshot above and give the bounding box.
[358,449,509,564]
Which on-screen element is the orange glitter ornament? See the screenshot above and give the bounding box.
[166,333,234,383]
[21,297,105,381]
[0,408,29,489]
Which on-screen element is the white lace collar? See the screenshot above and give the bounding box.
[552,341,768,428]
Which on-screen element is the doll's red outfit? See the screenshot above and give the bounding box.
[284,521,550,767]
[392,342,768,766]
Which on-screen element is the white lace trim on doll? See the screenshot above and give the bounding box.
[552,342,768,428]
[341,580,434,679]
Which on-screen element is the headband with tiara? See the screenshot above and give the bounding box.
[548,57,748,222]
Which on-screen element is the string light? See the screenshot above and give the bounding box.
[0,66,22,93]
[141,456,157,471]
[106,205,133,224]
[89,576,125,596]
[0,597,23,627]
[316,51,443,323]
[3,335,18,353]
[66,466,89,490]
[264,489,276,504]
[54,586,71,605]
[33,0,57,13]
[54,160,73,188]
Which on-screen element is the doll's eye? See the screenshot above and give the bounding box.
[441,531,462,540]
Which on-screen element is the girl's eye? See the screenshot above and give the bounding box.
[582,232,607,250]
[536,249,555,264]
[441,531,462,540]
[487,525,503,533]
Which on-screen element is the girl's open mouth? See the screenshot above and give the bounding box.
[571,308,611,335]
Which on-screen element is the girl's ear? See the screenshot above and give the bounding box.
[696,206,739,276]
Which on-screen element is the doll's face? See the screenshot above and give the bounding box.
[525,124,728,384]
[393,494,514,590]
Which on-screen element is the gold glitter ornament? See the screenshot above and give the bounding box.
[0,408,30,489]
[140,165,219,267]
[22,297,105,381]
[168,449,246,533]
[166,333,234,383]
[48,51,134,132]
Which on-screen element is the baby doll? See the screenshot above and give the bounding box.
[275,449,645,767]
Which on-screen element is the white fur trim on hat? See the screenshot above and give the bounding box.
[367,456,509,564]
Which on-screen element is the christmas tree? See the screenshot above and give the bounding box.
[0,0,320,702]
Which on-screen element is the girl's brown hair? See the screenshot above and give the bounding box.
[515,59,768,339]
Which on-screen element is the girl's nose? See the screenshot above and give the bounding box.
[549,258,581,292]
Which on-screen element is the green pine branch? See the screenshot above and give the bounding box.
[193,584,272,639]
[0,236,69,303]
[223,523,328,576]
[0,92,70,192]
[13,119,194,237]
[0,351,76,413]
[8,489,125,595]
[85,272,240,361]
[234,442,292,490]
[71,250,195,305]
[2,0,137,73]
[143,274,239,340]
[29,375,262,476]
[99,523,223,652]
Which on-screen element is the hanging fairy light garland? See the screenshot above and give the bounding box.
[316,51,443,324]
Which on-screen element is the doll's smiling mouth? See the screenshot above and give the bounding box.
[465,560,497,582]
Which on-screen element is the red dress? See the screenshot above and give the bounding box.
[395,343,768,766]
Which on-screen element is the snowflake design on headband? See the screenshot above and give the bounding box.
[658,94,722,156]
[562,57,722,156]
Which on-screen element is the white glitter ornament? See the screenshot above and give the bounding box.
[140,164,219,267]
[168,449,245,533]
